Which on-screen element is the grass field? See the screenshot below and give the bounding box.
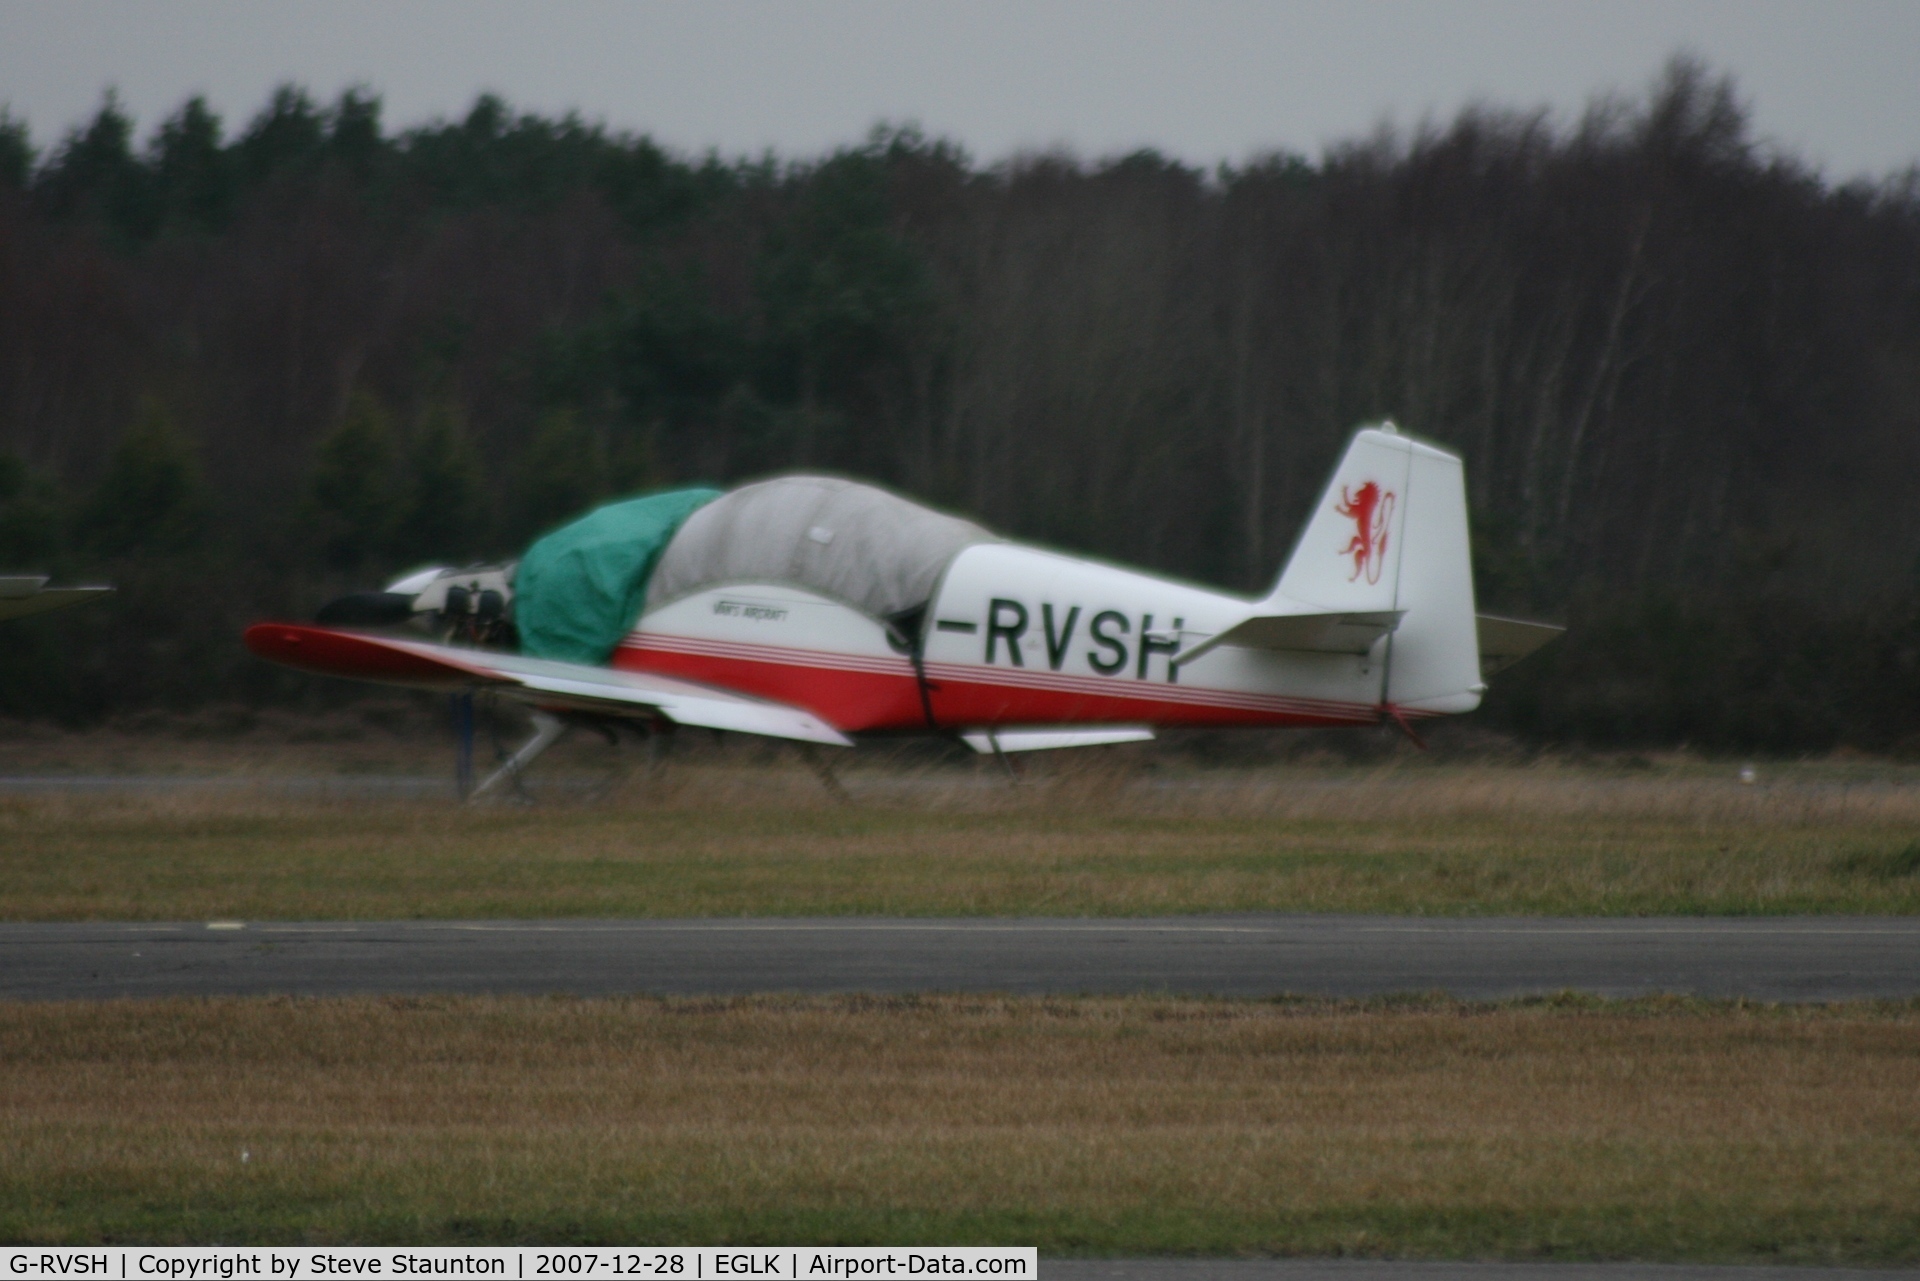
[5,746,1917,1256]
[2,993,1916,1256]
[3,761,1919,919]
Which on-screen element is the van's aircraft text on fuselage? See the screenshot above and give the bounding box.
[246,424,1561,795]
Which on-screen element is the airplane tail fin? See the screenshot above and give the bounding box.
[1267,423,1483,716]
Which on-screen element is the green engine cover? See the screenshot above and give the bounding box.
[513,487,721,664]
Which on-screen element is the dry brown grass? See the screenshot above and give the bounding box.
[0,705,455,778]
[1,994,1916,1254]
[3,759,1918,918]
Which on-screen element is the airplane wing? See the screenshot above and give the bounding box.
[0,576,112,621]
[1475,614,1565,676]
[960,726,1156,754]
[1176,609,1404,665]
[244,623,852,746]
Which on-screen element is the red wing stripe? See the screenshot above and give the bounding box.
[245,623,504,687]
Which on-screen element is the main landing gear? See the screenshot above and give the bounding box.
[448,695,856,805]
[452,694,662,804]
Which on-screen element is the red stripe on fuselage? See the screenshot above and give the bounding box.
[925,673,1376,730]
[614,635,1384,732]
[613,638,927,732]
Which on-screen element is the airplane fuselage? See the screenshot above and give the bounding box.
[616,542,1421,734]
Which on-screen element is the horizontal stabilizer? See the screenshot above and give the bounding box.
[1476,614,1565,676]
[0,577,112,621]
[244,623,851,746]
[1177,609,1403,666]
[960,726,1156,754]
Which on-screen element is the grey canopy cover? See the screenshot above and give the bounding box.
[648,475,994,621]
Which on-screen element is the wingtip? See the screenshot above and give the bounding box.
[243,620,309,659]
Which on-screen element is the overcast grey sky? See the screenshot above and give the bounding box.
[2,0,1917,180]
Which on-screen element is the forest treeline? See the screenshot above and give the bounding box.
[3,59,1919,751]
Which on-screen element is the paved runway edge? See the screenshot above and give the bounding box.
[3,915,1916,1001]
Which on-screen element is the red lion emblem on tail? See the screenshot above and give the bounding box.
[1335,481,1395,585]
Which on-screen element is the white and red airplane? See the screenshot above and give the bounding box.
[247,424,1559,794]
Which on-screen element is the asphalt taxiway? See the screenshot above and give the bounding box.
[2,915,1915,1001]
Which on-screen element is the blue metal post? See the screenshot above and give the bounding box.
[452,691,475,799]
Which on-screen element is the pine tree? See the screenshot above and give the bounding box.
[82,396,208,556]
[152,96,232,233]
[36,92,156,242]
[0,109,32,191]
[0,451,65,567]
[753,140,934,466]
[392,401,487,562]
[305,392,402,571]
[515,408,606,539]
